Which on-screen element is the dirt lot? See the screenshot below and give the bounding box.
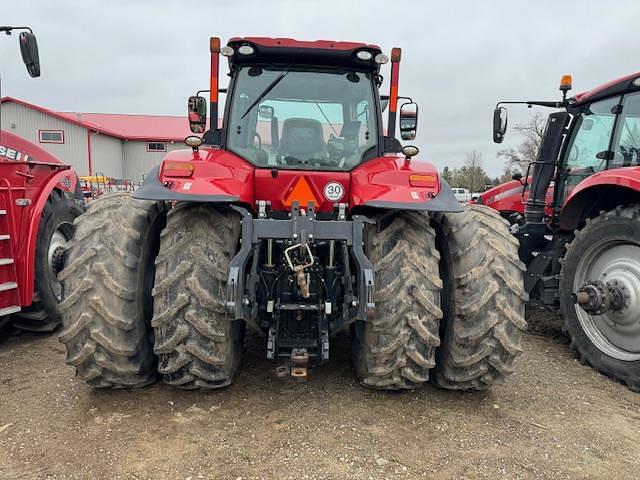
[1,308,639,480]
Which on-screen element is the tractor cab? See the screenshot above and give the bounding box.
[187,38,418,171]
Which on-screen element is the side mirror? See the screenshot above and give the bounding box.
[258,105,274,119]
[188,96,207,133]
[399,101,418,141]
[19,32,40,78]
[493,106,508,143]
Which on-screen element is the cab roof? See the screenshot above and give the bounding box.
[226,37,384,71]
[574,72,640,105]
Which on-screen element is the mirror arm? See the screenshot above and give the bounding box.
[496,100,564,109]
[0,26,33,35]
[195,88,227,96]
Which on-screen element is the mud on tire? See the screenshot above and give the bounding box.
[431,204,527,390]
[352,211,443,390]
[58,193,166,388]
[152,203,243,390]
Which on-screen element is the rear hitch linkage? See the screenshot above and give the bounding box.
[225,201,376,325]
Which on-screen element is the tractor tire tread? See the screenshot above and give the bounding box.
[59,193,162,388]
[432,204,527,391]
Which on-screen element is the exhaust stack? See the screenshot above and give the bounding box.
[387,47,401,138]
[524,111,570,224]
[209,37,220,130]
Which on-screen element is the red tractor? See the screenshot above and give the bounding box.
[59,37,526,391]
[482,73,640,390]
[0,26,84,333]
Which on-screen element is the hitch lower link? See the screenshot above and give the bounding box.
[572,279,628,315]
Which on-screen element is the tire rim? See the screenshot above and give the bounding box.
[48,223,73,301]
[574,238,640,361]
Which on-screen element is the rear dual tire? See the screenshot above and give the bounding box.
[152,204,243,389]
[353,205,527,391]
[59,193,165,388]
[59,195,243,390]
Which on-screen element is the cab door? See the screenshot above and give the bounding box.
[608,91,640,169]
[561,96,620,202]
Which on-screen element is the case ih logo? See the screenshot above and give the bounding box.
[58,177,72,189]
[0,144,29,162]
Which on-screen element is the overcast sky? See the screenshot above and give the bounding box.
[2,0,639,176]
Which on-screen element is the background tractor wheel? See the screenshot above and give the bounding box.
[431,204,527,390]
[12,189,84,332]
[152,203,243,390]
[352,211,442,390]
[59,193,166,388]
[559,206,640,391]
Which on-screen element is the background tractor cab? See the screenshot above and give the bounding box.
[485,73,640,391]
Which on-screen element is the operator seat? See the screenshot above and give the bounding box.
[279,118,326,164]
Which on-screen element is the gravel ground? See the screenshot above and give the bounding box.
[1,308,639,480]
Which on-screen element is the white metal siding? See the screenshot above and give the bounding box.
[123,141,184,181]
[1,101,90,174]
[90,133,124,178]
[2,100,189,181]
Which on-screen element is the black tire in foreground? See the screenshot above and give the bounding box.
[559,205,640,392]
[352,211,443,390]
[58,193,166,388]
[431,204,527,390]
[152,203,243,390]
[12,189,84,332]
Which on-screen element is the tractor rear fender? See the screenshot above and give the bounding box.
[350,156,462,213]
[133,147,254,205]
[19,168,79,306]
[560,167,640,230]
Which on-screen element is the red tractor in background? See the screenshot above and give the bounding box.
[59,37,526,391]
[483,73,640,390]
[0,26,84,333]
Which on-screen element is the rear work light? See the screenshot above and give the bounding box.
[238,44,255,55]
[220,46,234,57]
[356,50,373,60]
[163,161,194,177]
[409,174,437,188]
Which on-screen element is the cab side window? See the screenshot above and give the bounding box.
[610,91,640,168]
[565,96,619,176]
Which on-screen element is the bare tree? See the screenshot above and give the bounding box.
[452,150,487,192]
[497,112,547,173]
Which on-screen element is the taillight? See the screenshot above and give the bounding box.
[163,161,194,177]
[409,174,437,188]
